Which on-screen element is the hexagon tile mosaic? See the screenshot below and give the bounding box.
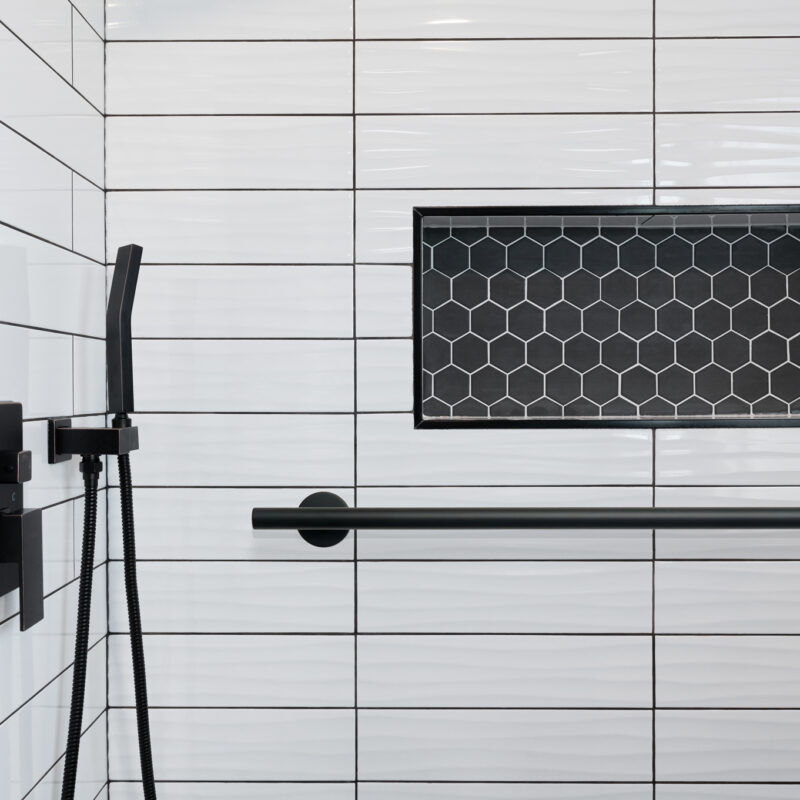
[418,211,800,422]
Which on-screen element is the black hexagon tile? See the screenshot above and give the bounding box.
[416,208,800,424]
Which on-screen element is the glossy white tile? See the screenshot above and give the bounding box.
[131,413,354,486]
[357,413,651,485]
[73,336,106,416]
[133,265,352,338]
[656,487,800,558]
[107,0,352,39]
[0,642,105,799]
[109,708,355,780]
[357,339,413,411]
[657,114,800,188]
[357,486,653,559]
[357,41,651,113]
[108,561,354,633]
[107,191,353,264]
[359,787,651,800]
[0,125,71,247]
[658,40,800,111]
[356,0,652,38]
[656,562,800,633]
[0,0,71,78]
[356,189,653,263]
[359,635,651,707]
[109,634,354,707]
[656,187,800,206]
[358,709,651,780]
[107,116,353,189]
[0,226,105,335]
[356,265,412,337]
[111,786,354,800]
[656,428,800,485]
[359,562,652,632]
[356,115,653,188]
[108,487,354,560]
[0,24,103,183]
[71,0,103,35]
[72,176,105,262]
[71,10,104,111]
[107,42,353,114]
[658,636,800,708]
[656,787,800,800]
[657,710,800,781]
[657,0,800,35]
[134,339,354,412]
[0,324,72,419]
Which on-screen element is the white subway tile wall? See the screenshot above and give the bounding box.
[0,1,107,798]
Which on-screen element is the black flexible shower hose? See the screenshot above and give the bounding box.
[60,447,157,800]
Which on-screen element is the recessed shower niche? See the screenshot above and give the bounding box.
[414,206,800,426]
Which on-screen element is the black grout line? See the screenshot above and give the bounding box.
[103,35,800,42]
[104,110,800,117]
[0,218,106,265]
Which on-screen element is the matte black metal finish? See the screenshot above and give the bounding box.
[49,419,140,459]
[107,244,142,416]
[253,493,800,547]
[297,491,351,548]
[0,402,43,630]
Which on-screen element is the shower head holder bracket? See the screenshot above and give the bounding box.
[47,416,139,463]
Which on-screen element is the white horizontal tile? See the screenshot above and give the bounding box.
[358,709,651,780]
[73,335,106,415]
[658,636,800,707]
[356,0,652,38]
[109,487,354,560]
[359,562,652,632]
[657,114,800,187]
[135,339,354,412]
[657,562,800,633]
[0,324,72,419]
[356,189,653,263]
[656,187,800,205]
[0,24,102,183]
[107,42,352,114]
[358,413,651,485]
[131,413,354,486]
[72,0,103,35]
[111,786,354,800]
[357,486,653,559]
[73,175,105,262]
[656,487,800,558]
[0,642,105,798]
[658,40,800,111]
[0,225,105,335]
[110,634,354,707]
[360,787,651,800]
[357,339,412,411]
[656,428,800,485]
[107,191,353,264]
[0,0,71,78]
[656,786,800,800]
[0,570,105,719]
[107,0,352,39]
[356,265,411,336]
[657,710,800,781]
[71,10,103,111]
[0,125,71,247]
[109,561,354,633]
[359,635,651,707]
[107,116,352,189]
[109,708,355,780]
[357,40,651,113]
[133,264,352,338]
[25,713,107,800]
[356,115,653,188]
[657,0,800,35]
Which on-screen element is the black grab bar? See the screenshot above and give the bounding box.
[252,491,800,548]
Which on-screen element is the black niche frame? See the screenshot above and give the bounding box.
[412,204,800,430]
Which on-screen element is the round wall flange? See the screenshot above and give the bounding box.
[298,491,350,547]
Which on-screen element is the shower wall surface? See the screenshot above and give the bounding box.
[0,1,108,799]
[101,0,800,799]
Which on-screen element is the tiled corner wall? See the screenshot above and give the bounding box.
[0,1,108,799]
[102,1,800,799]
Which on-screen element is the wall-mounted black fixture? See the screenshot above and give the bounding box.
[253,492,800,547]
[0,401,43,630]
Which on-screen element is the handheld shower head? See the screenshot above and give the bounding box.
[107,244,142,417]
